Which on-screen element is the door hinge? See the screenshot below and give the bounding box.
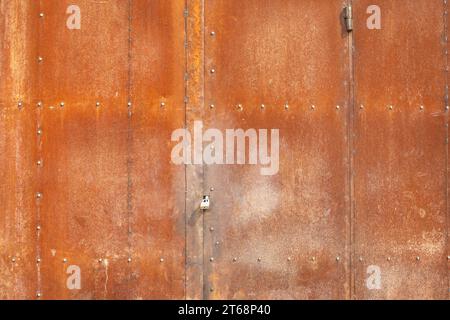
[344,5,353,32]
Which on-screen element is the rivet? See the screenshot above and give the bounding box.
[416,256,420,261]
[127,258,132,263]
[387,257,391,262]
[36,192,42,199]
[160,258,164,263]
[210,288,214,292]
[360,105,364,110]
[37,160,43,166]
[210,227,214,232]
[261,104,265,110]
[12,258,16,263]
[60,102,65,107]
[215,241,220,246]
[284,103,289,110]
[447,255,450,260]
[336,105,340,110]
[36,293,42,298]
[96,102,101,107]
[38,57,43,63]
[37,128,42,135]
[446,106,449,111]
[210,31,216,36]
[36,258,41,263]
[359,257,363,262]
[257,258,261,262]
[18,102,23,108]
[36,226,41,231]
[98,258,103,263]
[210,187,215,192]
[39,13,44,18]
[420,105,424,111]
[210,257,214,262]
[311,257,316,261]
[127,102,132,107]
[210,69,216,74]
[336,256,341,262]
[233,257,237,262]
[389,105,393,110]
[311,105,316,110]
[287,257,292,262]
[160,102,166,108]
[37,102,42,108]
[209,104,215,109]
[237,104,243,111]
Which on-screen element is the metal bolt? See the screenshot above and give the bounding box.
[18,102,23,108]
[128,102,132,107]
[360,105,364,110]
[39,13,44,18]
[62,258,67,263]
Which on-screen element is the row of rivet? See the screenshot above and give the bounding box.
[17,101,168,109]
[12,255,448,265]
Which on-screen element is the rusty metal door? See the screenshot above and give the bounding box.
[1,0,449,300]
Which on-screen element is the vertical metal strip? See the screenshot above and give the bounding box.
[444,0,450,300]
[126,0,134,298]
[35,0,43,300]
[347,0,356,300]
[185,0,205,300]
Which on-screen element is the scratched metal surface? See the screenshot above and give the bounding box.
[203,0,350,299]
[353,0,448,299]
[0,0,39,299]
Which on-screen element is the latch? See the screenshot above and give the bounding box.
[200,195,210,211]
[344,5,353,32]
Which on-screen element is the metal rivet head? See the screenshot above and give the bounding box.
[60,102,65,107]
[287,257,292,262]
[210,69,216,74]
[36,293,42,298]
[96,102,101,107]
[389,105,393,110]
[387,257,391,262]
[359,257,363,262]
[210,288,214,292]
[38,57,43,62]
[416,256,420,261]
[237,104,243,111]
[160,258,164,263]
[12,258,16,263]
[37,102,42,108]
[210,187,215,192]
[209,104,215,109]
[36,192,42,199]
[160,102,166,108]
[127,102,132,107]
[336,256,340,262]
[360,105,364,110]
[261,104,265,110]
[311,105,316,110]
[257,258,261,262]
[18,102,23,108]
[447,255,450,260]
[37,129,42,135]
[39,13,44,18]
[311,257,316,261]
[98,258,103,263]
[127,258,132,263]
[233,257,237,262]
[284,104,289,110]
[446,106,449,111]
[36,226,41,231]
[210,227,214,232]
[63,258,68,263]
[420,105,424,110]
[215,241,220,246]
[37,160,42,166]
[210,31,216,36]
[336,105,340,110]
[36,258,41,263]
[210,257,214,262]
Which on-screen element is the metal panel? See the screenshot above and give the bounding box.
[38,0,130,299]
[127,0,186,299]
[0,0,39,300]
[203,0,350,299]
[353,0,448,299]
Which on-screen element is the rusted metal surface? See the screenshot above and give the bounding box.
[353,0,448,299]
[0,0,39,299]
[1,0,449,300]
[203,0,350,299]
